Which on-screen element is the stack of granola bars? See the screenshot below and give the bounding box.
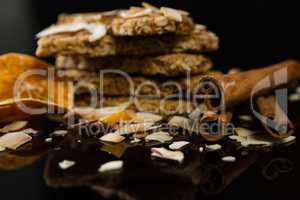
[36,3,219,115]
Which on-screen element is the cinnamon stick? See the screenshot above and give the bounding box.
[198,60,300,110]
[256,95,294,138]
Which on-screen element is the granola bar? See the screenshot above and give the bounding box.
[57,69,212,97]
[56,53,212,77]
[58,5,195,36]
[36,26,218,57]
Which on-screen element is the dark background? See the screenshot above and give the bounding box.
[0,0,299,70]
[0,0,299,199]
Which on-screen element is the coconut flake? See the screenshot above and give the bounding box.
[160,7,182,22]
[37,23,88,37]
[132,112,162,124]
[145,131,173,143]
[74,14,103,22]
[98,160,123,173]
[289,93,300,102]
[45,138,53,143]
[169,141,190,150]
[222,156,236,162]
[205,144,222,151]
[195,24,207,30]
[229,135,272,147]
[119,8,154,18]
[229,127,296,147]
[130,137,141,144]
[58,160,75,170]
[0,121,28,133]
[88,24,107,42]
[238,115,253,122]
[0,131,32,150]
[72,10,120,21]
[142,2,159,11]
[101,9,123,16]
[199,147,204,152]
[282,136,296,143]
[151,147,184,163]
[21,128,38,135]
[54,147,62,151]
[52,130,68,136]
[100,133,125,143]
[36,23,107,42]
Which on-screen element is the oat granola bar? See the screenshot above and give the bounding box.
[58,5,195,36]
[57,69,212,97]
[36,27,218,57]
[56,53,212,77]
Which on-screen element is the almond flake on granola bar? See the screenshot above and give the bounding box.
[160,7,182,22]
[142,2,159,11]
[119,8,154,18]
[36,22,107,42]
[195,24,206,30]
